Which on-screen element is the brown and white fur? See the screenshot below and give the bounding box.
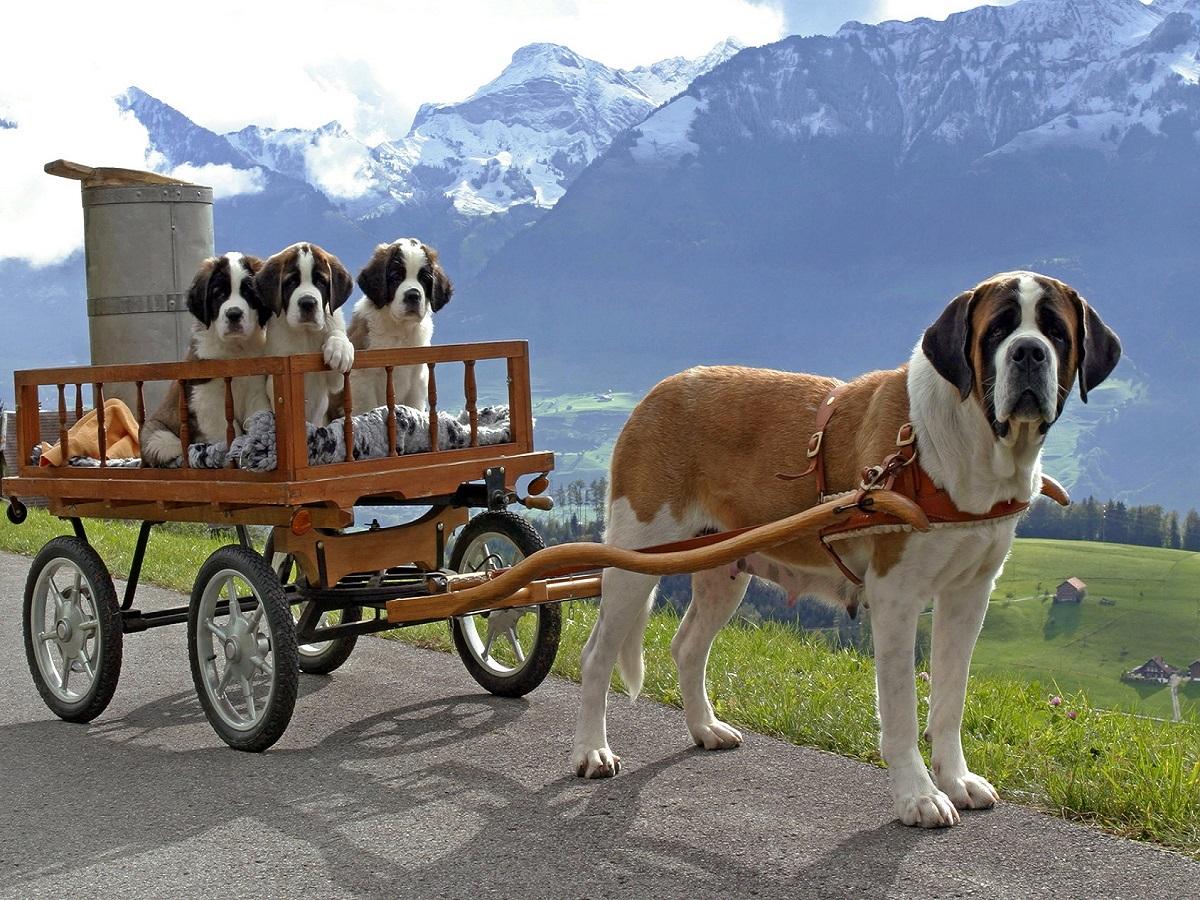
[259,242,355,425]
[572,272,1120,828]
[347,238,453,412]
[141,252,272,465]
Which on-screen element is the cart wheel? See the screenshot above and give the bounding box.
[23,536,123,723]
[449,511,561,698]
[188,545,299,752]
[264,538,362,675]
[6,498,28,524]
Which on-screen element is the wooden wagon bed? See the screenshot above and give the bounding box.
[2,341,553,528]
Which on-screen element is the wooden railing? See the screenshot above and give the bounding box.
[8,341,535,485]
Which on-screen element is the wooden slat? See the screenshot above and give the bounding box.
[94,384,107,468]
[427,362,438,453]
[177,380,190,469]
[506,347,533,452]
[464,360,478,448]
[74,384,83,422]
[275,362,309,479]
[17,384,41,472]
[282,341,528,375]
[384,366,397,456]
[342,372,354,463]
[15,355,290,388]
[50,498,352,529]
[57,384,69,461]
[223,377,235,452]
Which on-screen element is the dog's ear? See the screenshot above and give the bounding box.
[356,244,392,308]
[327,253,354,311]
[255,253,285,316]
[426,245,454,312]
[186,258,217,327]
[921,290,976,401]
[1068,289,1121,403]
[239,256,271,327]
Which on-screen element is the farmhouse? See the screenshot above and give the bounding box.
[1189,660,1200,682]
[1123,657,1179,684]
[1055,577,1087,603]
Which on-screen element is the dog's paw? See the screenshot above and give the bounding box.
[894,786,961,828]
[688,718,743,750]
[571,745,621,779]
[323,334,355,374]
[936,771,999,811]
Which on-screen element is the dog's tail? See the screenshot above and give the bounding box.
[615,584,656,700]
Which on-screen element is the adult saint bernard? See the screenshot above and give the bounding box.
[571,271,1120,829]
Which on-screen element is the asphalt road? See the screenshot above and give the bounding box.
[0,550,1196,899]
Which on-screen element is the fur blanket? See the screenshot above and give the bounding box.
[48,404,512,471]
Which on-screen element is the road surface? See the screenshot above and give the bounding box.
[0,550,1196,898]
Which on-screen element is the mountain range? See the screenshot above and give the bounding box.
[2,0,1197,509]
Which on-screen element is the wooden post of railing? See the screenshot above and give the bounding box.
[223,378,236,468]
[342,372,354,463]
[464,360,479,448]
[17,383,41,471]
[177,380,190,469]
[74,384,83,423]
[506,345,532,450]
[135,381,146,429]
[274,359,308,479]
[384,366,397,456]
[427,362,439,452]
[57,384,69,461]
[94,383,107,468]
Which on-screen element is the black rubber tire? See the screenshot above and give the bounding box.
[188,545,299,752]
[7,500,28,524]
[448,511,561,698]
[23,536,123,723]
[264,533,361,675]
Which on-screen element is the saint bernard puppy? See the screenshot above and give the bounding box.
[258,242,355,425]
[346,238,453,411]
[572,271,1121,829]
[141,252,272,466]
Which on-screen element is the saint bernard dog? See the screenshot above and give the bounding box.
[258,242,355,425]
[571,271,1121,829]
[141,252,272,466]
[346,238,453,411]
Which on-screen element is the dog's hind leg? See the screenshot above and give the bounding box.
[672,567,750,750]
[572,497,688,779]
[572,567,660,778]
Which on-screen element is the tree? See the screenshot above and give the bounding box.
[1165,511,1182,550]
[1183,510,1200,552]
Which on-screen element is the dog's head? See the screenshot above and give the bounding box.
[356,238,453,323]
[185,252,269,344]
[922,271,1121,439]
[256,242,353,332]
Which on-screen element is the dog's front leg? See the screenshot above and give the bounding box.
[322,310,355,375]
[926,579,999,811]
[870,586,960,828]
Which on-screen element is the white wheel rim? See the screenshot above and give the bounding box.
[31,559,102,703]
[455,531,540,677]
[196,568,275,731]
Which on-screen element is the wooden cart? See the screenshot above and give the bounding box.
[1,342,928,751]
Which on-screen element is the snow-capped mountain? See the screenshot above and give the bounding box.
[217,39,743,220]
[470,0,1200,507]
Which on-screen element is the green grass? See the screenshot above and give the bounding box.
[2,509,1198,856]
[978,540,1200,719]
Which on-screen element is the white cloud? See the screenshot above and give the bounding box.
[168,163,266,199]
[304,134,375,200]
[875,0,1019,23]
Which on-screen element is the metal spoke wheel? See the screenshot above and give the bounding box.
[449,511,560,697]
[23,536,123,723]
[263,533,361,675]
[188,545,298,752]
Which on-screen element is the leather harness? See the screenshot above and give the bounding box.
[779,383,1070,586]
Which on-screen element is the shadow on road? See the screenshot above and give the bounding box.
[0,680,929,897]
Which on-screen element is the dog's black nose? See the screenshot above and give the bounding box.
[225,307,244,323]
[298,296,317,314]
[403,288,422,305]
[1008,337,1047,371]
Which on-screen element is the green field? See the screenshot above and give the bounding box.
[978,539,1200,719]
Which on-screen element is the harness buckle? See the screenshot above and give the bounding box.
[896,423,915,446]
[806,430,824,459]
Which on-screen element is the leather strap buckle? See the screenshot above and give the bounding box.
[896,423,915,447]
[806,430,824,459]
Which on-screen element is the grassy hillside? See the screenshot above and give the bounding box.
[979,539,1200,719]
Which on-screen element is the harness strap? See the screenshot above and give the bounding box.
[780,385,1070,586]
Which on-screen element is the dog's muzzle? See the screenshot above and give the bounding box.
[997,336,1056,429]
[296,294,320,323]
